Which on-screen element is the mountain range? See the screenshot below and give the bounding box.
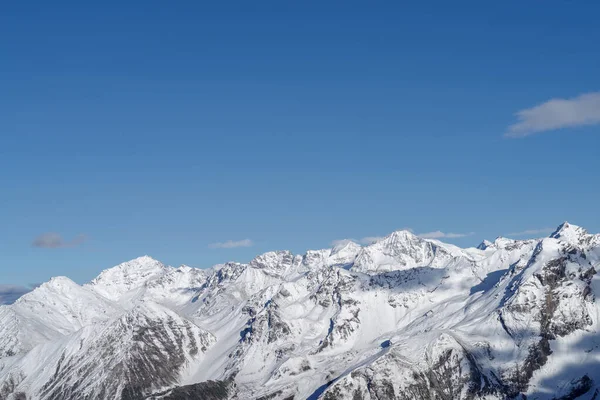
[1,222,599,400]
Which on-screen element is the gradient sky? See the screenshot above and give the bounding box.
[2,1,600,290]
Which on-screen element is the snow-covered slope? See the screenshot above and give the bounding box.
[1,302,215,400]
[0,276,121,358]
[1,222,600,400]
[86,256,170,302]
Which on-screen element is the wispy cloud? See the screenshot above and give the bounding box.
[506,228,554,237]
[209,239,253,249]
[418,231,474,239]
[506,92,600,137]
[0,284,37,305]
[32,233,87,249]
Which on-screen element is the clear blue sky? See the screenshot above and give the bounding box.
[2,1,599,288]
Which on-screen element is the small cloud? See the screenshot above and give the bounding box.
[506,91,600,137]
[506,228,554,237]
[0,284,36,305]
[32,233,87,249]
[418,231,474,239]
[209,239,253,249]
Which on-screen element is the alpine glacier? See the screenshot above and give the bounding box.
[1,222,600,399]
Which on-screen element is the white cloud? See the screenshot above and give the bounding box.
[506,92,600,137]
[418,231,474,239]
[506,228,554,237]
[209,239,253,249]
[32,232,87,249]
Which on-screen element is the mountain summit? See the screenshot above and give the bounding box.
[1,223,599,399]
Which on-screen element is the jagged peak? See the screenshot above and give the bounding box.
[250,250,291,262]
[249,250,294,271]
[210,261,245,272]
[374,229,420,247]
[550,221,586,239]
[548,221,596,249]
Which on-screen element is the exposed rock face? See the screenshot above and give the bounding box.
[1,303,214,400]
[1,222,600,399]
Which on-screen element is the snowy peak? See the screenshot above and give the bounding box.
[300,241,362,270]
[249,250,297,276]
[16,276,78,300]
[550,221,586,241]
[16,276,103,309]
[91,255,166,281]
[87,255,168,301]
[4,301,216,400]
[549,221,600,251]
[383,229,420,245]
[493,236,517,248]
[352,229,450,273]
[2,275,121,356]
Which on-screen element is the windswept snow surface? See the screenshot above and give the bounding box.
[1,223,600,399]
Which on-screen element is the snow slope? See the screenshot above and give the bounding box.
[1,222,600,400]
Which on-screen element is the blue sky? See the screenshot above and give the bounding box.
[2,1,600,290]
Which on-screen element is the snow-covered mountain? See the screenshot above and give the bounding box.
[1,222,600,400]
